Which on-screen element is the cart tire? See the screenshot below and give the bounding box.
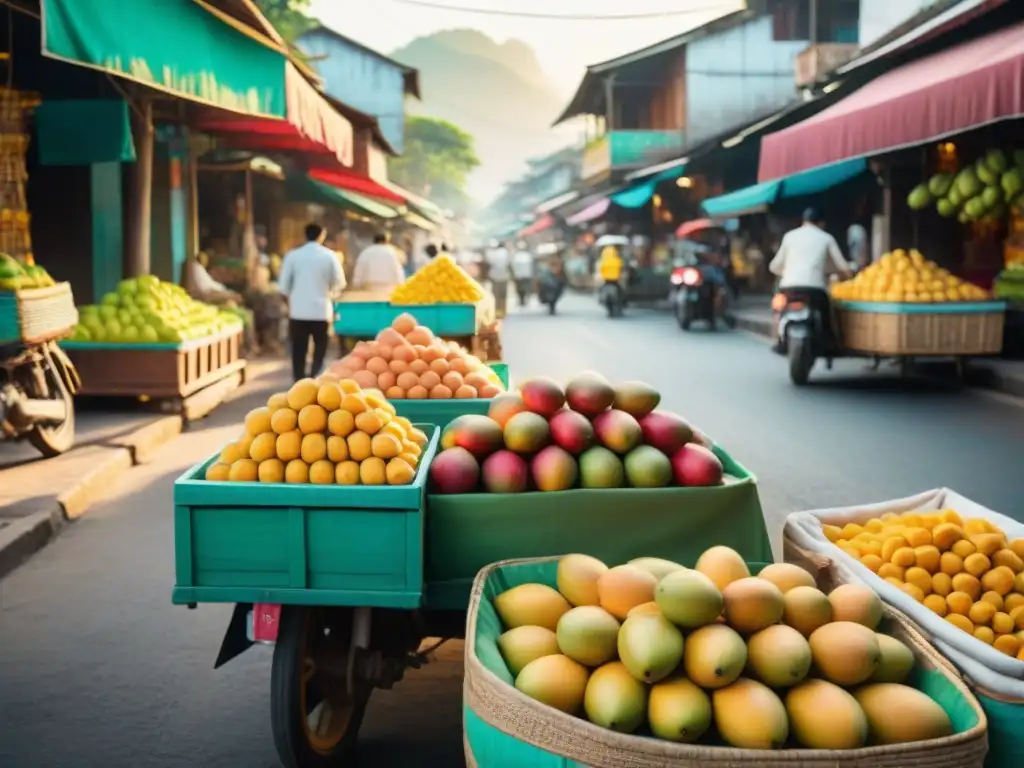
[271,608,371,768]
[27,359,76,458]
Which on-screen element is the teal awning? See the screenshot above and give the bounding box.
[35,100,136,165]
[611,165,689,209]
[42,0,285,117]
[702,158,869,218]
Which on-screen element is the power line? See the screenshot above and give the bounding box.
[381,0,734,21]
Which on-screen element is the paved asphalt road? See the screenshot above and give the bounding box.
[1,292,1022,768]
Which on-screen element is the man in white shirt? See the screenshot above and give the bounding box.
[278,223,346,381]
[769,208,853,291]
[352,232,406,293]
[511,243,535,308]
[486,242,511,317]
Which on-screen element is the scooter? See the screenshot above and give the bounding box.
[0,339,79,456]
[599,279,624,318]
[671,265,736,331]
[537,270,564,315]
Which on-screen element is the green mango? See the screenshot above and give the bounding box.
[976,160,997,187]
[956,166,982,198]
[985,149,1008,174]
[936,198,957,217]
[928,173,953,197]
[907,184,932,210]
[982,186,1002,208]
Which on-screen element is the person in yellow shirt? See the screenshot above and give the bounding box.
[598,244,623,282]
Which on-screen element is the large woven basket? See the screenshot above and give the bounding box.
[0,282,77,344]
[464,556,989,768]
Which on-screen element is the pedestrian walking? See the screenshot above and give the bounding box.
[278,223,346,382]
[351,231,407,293]
[486,241,511,317]
[512,242,535,307]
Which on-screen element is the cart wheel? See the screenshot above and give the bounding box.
[271,608,371,768]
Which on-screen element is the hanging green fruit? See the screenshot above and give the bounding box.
[928,173,954,197]
[907,184,932,210]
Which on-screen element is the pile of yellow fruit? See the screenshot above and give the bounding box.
[830,249,991,303]
[824,510,1024,658]
[391,254,485,304]
[204,377,429,486]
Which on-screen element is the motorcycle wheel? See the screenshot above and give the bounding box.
[548,302,556,315]
[788,336,814,386]
[27,359,76,457]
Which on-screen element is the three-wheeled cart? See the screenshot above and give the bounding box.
[172,431,770,768]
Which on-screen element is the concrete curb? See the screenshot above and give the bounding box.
[0,415,183,578]
[733,312,773,339]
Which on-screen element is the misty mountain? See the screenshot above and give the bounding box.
[391,29,568,204]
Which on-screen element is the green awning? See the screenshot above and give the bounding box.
[702,158,869,218]
[290,175,398,219]
[35,100,136,165]
[336,188,399,219]
[611,165,688,209]
[41,0,285,117]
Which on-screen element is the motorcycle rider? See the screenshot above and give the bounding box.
[597,240,624,303]
[769,207,853,345]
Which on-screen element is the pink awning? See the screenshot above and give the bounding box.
[567,197,610,227]
[759,21,1024,181]
[676,218,714,238]
[285,63,354,167]
[519,214,554,237]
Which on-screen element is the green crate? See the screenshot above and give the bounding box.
[333,300,477,337]
[171,426,440,609]
[392,362,510,429]
[423,446,769,611]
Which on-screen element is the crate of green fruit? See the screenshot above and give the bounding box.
[171,426,440,610]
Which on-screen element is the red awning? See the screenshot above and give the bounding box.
[759,21,1024,181]
[309,167,406,205]
[520,214,554,237]
[676,218,714,238]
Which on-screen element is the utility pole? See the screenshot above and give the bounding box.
[126,99,154,277]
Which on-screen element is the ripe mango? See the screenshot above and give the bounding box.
[783,586,833,636]
[786,679,868,749]
[583,661,647,733]
[695,545,750,590]
[648,677,711,743]
[683,623,747,689]
[497,626,559,676]
[746,624,812,688]
[556,553,609,607]
[628,557,686,581]
[515,654,589,714]
[809,621,882,686]
[627,601,662,618]
[712,678,789,749]
[871,634,916,683]
[829,583,883,629]
[655,569,723,628]
[722,577,785,634]
[758,563,816,594]
[556,606,620,667]
[617,613,684,684]
[494,583,571,632]
[854,683,953,744]
[598,564,657,620]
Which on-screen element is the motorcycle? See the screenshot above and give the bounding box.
[598,279,624,318]
[772,287,834,386]
[0,339,80,456]
[670,265,736,331]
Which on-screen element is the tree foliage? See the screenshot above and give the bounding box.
[251,0,315,43]
[388,116,480,215]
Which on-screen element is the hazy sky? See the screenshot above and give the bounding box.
[310,0,745,99]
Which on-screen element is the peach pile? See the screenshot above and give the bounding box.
[328,312,504,400]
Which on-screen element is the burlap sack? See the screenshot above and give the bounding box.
[465,556,989,768]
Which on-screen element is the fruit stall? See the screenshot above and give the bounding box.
[830,248,1006,367]
[335,254,500,359]
[784,492,1024,767]
[171,363,789,767]
[61,276,247,420]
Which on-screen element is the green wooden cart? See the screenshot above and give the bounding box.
[172,433,770,768]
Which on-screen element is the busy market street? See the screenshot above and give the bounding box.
[1,294,1022,768]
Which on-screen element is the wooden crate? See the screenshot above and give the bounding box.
[837,302,1005,356]
[65,330,245,398]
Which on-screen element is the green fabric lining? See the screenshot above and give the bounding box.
[35,100,136,165]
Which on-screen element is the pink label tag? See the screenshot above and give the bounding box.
[253,603,281,643]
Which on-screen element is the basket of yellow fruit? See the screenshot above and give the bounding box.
[830,249,1005,356]
[172,375,438,609]
[783,490,1024,768]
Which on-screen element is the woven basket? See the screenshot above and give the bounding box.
[15,283,78,343]
[465,556,989,768]
[837,307,1004,356]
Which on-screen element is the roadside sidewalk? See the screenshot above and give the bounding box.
[731,296,1024,397]
[0,357,288,578]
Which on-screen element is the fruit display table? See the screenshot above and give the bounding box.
[334,297,479,338]
[63,328,246,420]
[835,301,1006,357]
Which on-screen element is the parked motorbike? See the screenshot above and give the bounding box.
[671,265,736,331]
[0,339,79,456]
[772,288,834,386]
[537,270,564,315]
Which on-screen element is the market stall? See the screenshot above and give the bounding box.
[62,276,246,420]
[170,346,789,767]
